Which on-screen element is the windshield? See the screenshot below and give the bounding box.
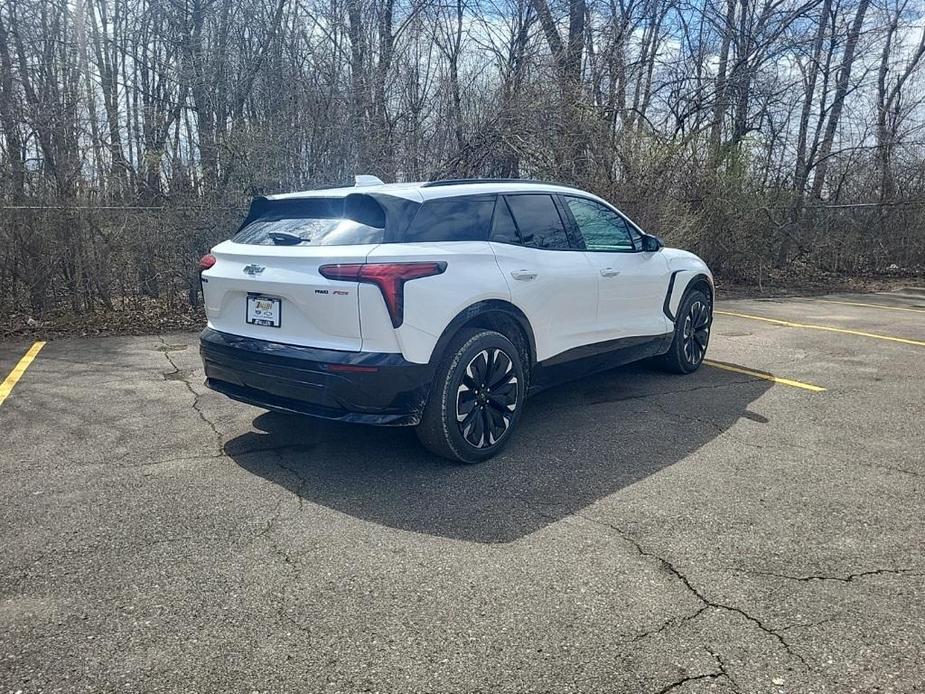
[232,217,384,246]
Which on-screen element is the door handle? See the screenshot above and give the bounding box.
[511,270,537,281]
[600,268,621,277]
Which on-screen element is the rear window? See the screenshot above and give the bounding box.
[233,218,383,246]
[403,196,495,243]
[232,195,385,246]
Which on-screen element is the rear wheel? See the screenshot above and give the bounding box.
[658,288,711,374]
[416,329,525,464]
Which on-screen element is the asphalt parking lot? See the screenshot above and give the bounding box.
[1,291,923,693]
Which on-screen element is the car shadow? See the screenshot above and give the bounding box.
[225,363,772,543]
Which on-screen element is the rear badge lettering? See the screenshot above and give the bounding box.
[315,289,350,296]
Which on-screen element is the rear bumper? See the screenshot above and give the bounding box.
[199,328,432,425]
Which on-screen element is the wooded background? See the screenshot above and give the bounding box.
[2,0,925,324]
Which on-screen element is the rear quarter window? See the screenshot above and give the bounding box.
[403,196,496,243]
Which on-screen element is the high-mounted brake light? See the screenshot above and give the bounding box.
[198,253,216,271]
[319,261,447,328]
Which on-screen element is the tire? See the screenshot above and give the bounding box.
[416,329,526,464]
[657,288,712,374]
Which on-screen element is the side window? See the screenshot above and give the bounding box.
[489,196,520,244]
[404,196,495,243]
[564,196,635,252]
[504,194,571,250]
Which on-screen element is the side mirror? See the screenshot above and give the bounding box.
[641,234,663,252]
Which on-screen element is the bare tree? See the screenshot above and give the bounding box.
[1,0,925,322]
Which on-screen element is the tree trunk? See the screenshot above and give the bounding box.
[810,0,870,201]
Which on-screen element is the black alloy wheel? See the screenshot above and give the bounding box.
[682,297,710,367]
[455,348,518,448]
[417,329,526,463]
[657,288,711,374]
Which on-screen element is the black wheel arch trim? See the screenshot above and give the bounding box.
[663,271,713,322]
[430,300,537,368]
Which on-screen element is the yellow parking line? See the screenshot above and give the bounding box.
[0,341,46,407]
[704,359,826,392]
[817,299,925,314]
[715,310,925,347]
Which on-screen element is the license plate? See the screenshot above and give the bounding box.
[246,294,281,327]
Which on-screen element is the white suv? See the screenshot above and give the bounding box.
[199,177,713,463]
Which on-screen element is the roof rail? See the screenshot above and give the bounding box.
[421,178,552,188]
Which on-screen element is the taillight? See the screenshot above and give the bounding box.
[319,261,447,328]
[199,254,216,271]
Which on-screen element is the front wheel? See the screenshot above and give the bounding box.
[416,329,525,464]
[657,289,711,374]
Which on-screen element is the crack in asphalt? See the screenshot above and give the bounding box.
[654,670,723,694]
[260,524,312,634]
[625,605,709,643]
[650,403,723,435]
[645,399,765,454]
[251,495,290,543]
[273,453,311,511]
[507,494,809,668]
[852,461,923,478]
[263,508,312,634]
[158,337,223,455]
[134,443,323,472]
[732,567,921,583]
[153,336,317,640]
[645,398,826,459]
[584,514,809,667]
[248,449,315,545]
[146,335,918,671]
[706,648,742,693]
[236,449,317,633]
